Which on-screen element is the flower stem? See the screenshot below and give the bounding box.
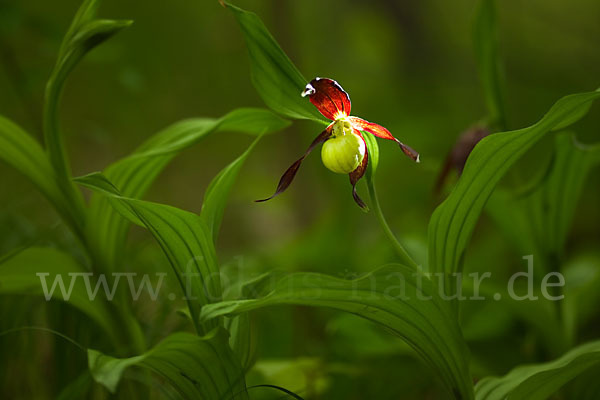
[367,179,419,269]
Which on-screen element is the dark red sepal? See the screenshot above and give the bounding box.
[349,133,369,211]
[349,116,420,162]
[256,126,333,203]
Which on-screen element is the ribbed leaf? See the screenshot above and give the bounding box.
[0,116,79,231]
[43,0,132,235]
[45,9,131,179]
[86,108,288,268]
[200,136,261,242]
[526,133,600,258]
[201,265,474,400]
[88,329,248,399]
[0,247,120,344]
[428,90,600,276]
[225,314,255,372]
[473,0,505,130]
[475,340,600,400]
[225,3,326,123]
[76,173,221,334]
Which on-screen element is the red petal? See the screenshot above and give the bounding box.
[349,132,369,211]
[348,117,420,162]
[256,125,333,203]
[302,77,351,120]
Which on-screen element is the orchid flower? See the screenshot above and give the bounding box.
[257,77,420,210]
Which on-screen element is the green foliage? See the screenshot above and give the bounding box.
[473,0,506,130]
[1,0,600,398]
[428,90,600,277]
[76,172,222,334]
[475,340,600,400]
[525,133,600,259]
[200,136,261,243]
[89,329,248,399]
[86,108,288,268]
[0,247,120,343]
[226,3,327,123]
[0,117,77,231]
[201,265,474,399]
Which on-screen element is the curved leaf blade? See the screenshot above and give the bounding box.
[475,340,600,400]
[526,133,600,257]
[225,3,327,123]
[89,329,248,399]
[201,265,474,400]
[76,173,222,334]
[86,109,288,268]
[45,15,132,182]
[0,247,120,344]
[428,90,600,276]
[200,136,261,242]
[0,116,80,232]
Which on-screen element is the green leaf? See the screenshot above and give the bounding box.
[475,340,600,400]
[473,0,506,130]
[200,136,261,242]
[76,173,222,334]
[225,314,256,372]
[86,108,288,269]
[562,252,600,346]
[201,265,474,400]
[0,247,120,344]
[428,90,600,277]
[43,0,132,236]
[225,3,327,123]
[88,329,248,399]
[484,189,540,258]
[45,13,132,181]
[526,133,600,258]
[0,116,81,233]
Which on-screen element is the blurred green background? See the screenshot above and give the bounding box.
[1,0,600,398]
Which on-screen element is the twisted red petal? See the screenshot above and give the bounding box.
[302,77,351,120]
[348,116,420,162]
[256,125,333,203]
[349,131,369,211]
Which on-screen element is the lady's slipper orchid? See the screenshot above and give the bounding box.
[257,77,420,210]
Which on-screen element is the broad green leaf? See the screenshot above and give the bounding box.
[0,116,81,233]
[525,133,600,258]
[76,173,222,334]
[89,329,248,399]
[475,340,600,400]
[225,3,327,123]
[473,0,506,130]
[0,247,120,344]
[200,136,261,242]
[428,90,600,276]
[86,108,288,269]
[201,265,474,400]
